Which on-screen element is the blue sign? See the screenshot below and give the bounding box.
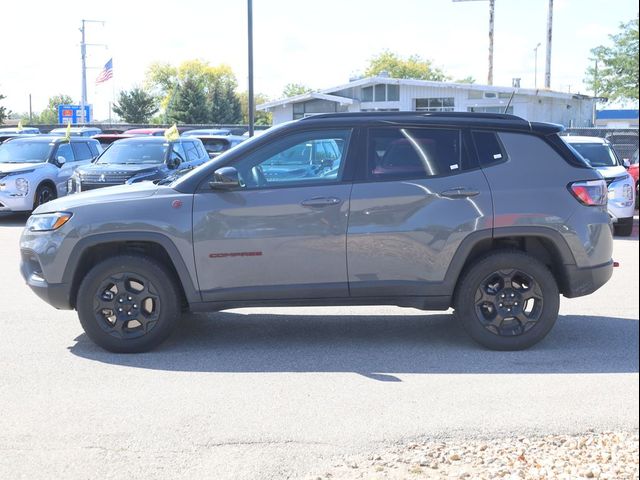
[57,104,92,124]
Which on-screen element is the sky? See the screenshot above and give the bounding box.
[1,0,637,121]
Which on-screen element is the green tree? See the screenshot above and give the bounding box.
[39,94,74,124]
[585,14,639,102]
[146,60,242,123]
[364,51,450,81]
[282,83,313,97]
[0,93,8,124]
[455,76,476,84]
[112,87,158,123]
[239,91,272,125]
[166,76,210,124]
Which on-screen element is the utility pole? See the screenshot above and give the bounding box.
[544,0,553,89]
[79,19,105,125]
[533,42,541,88]
[453,0,495,85]
[29,94,32,123]
[247,0,255,137]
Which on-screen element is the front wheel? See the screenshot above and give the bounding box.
[454,251,560,351]
[614,218,634,237]
[76,255,181,353]
[33,183,57,209]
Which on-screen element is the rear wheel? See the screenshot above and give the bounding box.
[454,251,559,351]
[76,255,181,353]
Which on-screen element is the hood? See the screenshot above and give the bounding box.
[76,163,162,175]
[33,182,161,214]
[0,162,47,174]
[593,165,627,179]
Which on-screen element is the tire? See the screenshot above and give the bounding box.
[33,183,57,209]
[454,250,560,351]
[614,218,634,237]
[76,254,181,353]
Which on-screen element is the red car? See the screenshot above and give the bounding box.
[125,128,166,136]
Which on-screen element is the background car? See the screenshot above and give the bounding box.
[564,136,635,236]
[181,128,232,136]
[49,126,102,137]
[629,149,639,208]
[68,135,209,192]
[0,127,41,135]
[124,127,166,136]
[189,134,246,158]
[92,133,135,150]
[0,135,101,212]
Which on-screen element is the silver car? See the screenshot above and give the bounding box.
[0,136,101,212]
[563,136,636,236]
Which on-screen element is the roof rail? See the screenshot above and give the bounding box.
[301,111,528,122]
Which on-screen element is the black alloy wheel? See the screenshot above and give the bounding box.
[454,250,559,351]
[77,255,180,352]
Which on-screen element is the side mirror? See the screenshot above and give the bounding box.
[167,157,180,170]
[622,158,631,168]
[209,166,240,190]
[57,156,66,166]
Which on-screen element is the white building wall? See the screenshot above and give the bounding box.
[264,82,595,126]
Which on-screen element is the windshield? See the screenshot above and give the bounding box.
[96,141,167,164]
[568,142,619,168]
[0,141,52,163]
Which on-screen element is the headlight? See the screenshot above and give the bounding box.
[623,184,633,201]
[15,177,29,194]
[26,212,73,232]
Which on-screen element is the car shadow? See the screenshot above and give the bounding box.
[0,213,28,227]
[69,313,639,379]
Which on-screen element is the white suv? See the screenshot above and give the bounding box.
[0,135,101,213]
[564,135,636,236]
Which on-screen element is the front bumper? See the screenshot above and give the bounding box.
[20,249,73,309]
[0,191,31,212]
[563,260,614,298]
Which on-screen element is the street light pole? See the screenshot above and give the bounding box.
[247,0,255,137]
[544,0,553,89]
[79,19,105,125]
[533,42,541,88]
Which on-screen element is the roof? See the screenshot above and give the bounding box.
[7,135,96,143]
[596,109,639,120]
[562,135,608,144]
[258,75,593,110]
[258,92,355,110]
[293,112,564,135]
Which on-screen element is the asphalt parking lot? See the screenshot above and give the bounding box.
[0,214,637,480]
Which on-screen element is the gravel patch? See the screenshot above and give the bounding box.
[304,431,639,479]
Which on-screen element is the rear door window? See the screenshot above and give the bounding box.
[472,131,508,166]
[71,142,93,161]
[367,127,464,180]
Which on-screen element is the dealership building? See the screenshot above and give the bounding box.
[258,75,596,127]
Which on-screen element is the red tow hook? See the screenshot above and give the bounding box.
[613,261,620,268]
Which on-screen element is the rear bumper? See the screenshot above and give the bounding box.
[563,260,613,298]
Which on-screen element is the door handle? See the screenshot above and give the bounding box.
[301,197,342,207]
[439,187,480,199]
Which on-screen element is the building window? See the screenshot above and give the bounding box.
[292,99,341,120]
[362,84,400,102]
[467,106,513,114]
[387,84,399,101]
[415,97,455,112]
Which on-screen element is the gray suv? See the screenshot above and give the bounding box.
[20,113,613,353]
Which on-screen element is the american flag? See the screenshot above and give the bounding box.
[95,58,113,84]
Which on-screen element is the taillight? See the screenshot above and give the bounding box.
[568,180,607,206]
